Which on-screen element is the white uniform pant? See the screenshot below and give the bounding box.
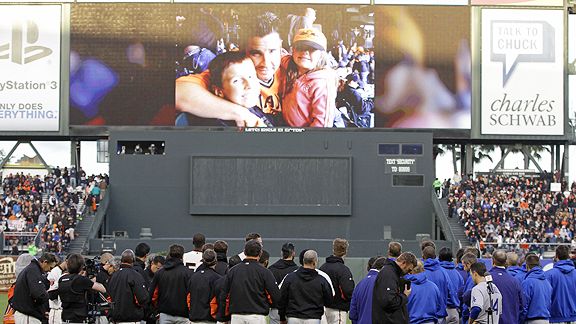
[230,314,266,324]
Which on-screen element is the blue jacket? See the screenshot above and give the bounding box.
[521,267,552,323]
[424,259,453,316]
[489,267,523,324]
[507,265,526,283]
[349,269,378,324]
[440,261,463,308]
[460,275,475,324]
[544,260,576,323]
[456,263,469,283]
[406,273,443,324]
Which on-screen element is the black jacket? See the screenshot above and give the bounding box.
[278,267,333,321]
[134,258,150,288]
[188,267,222,322]
[319,256,355,311]
[108,264,150,322]
[219,258,280,317]
[269,259,298,284]
[12,259,50,320]
[372,259,409,324]
[149,258,192,318]
[215,253,228,276]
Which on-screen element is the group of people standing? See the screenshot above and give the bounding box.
[17,232,576,324]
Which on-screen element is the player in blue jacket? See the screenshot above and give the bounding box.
[406,261,443,324]
[349,257,387,324]
[521,253,552,324]
[423,247,453,320]
[439,247,463,324]
[544,246,576,323]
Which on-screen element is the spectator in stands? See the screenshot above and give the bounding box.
[187,249,222,323]
[219,239,280,324]
[319,238,355,324]
[544,245,576,323]
[449,175,576,255]
[349,256,386,324]
[521,253,552,324]
[489,250,523,324]
[387,241,402,261]
[184,233,205,271]
[372,252,417,324]
[149,244,192,324]
[406,260,444,324]
[438,247,463,324]
[278,250,332,324]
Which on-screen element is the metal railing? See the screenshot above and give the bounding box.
[431,189,459,252]
[82,188,111,254]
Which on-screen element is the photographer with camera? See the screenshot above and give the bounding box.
[470,262,502,324]
[57,254,107,323]
[108,249,150,324]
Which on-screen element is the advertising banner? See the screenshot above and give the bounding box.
[480,9,564,135]
[472,0,563,6]
[0,5,61,131]
[569,15,575,124]
[375,0,467,5]
[0,256,16,292]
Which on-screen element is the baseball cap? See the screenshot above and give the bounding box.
[293,28,327,52]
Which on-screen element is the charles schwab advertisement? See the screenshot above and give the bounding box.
[481,9,564,136]
[0,5,61,131]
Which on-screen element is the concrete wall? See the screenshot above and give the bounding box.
[106,130,435,257]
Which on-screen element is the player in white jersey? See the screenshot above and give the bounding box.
[470,262,503,324]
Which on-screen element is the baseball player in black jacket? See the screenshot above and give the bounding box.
[12,253,57,323]
[278,250,333,323]
[188,249,222,323]
[107,249,150,323]
[219,239,280,324]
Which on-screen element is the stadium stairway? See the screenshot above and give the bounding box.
[66,199,92,254]
[67,213,95,254]
[438,197,469,249]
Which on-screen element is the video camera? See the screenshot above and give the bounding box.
[84,256,102,279]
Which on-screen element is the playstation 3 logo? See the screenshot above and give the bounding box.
[0,20,52,64]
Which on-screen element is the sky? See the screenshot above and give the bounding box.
[0,141,109,176]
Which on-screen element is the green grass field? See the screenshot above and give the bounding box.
[1,293,7,321]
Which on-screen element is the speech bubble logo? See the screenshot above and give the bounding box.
[490,20,555,86]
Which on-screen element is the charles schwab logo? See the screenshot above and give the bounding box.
[0,20,53,65]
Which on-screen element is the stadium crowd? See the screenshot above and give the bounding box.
[446,174,576,255]
[8,232,576,324]
[0,167,108,256]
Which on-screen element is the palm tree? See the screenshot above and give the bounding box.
[434,144,459,176]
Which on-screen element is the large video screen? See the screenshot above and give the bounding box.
[373,6,471,129]
[70,4,470,129]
